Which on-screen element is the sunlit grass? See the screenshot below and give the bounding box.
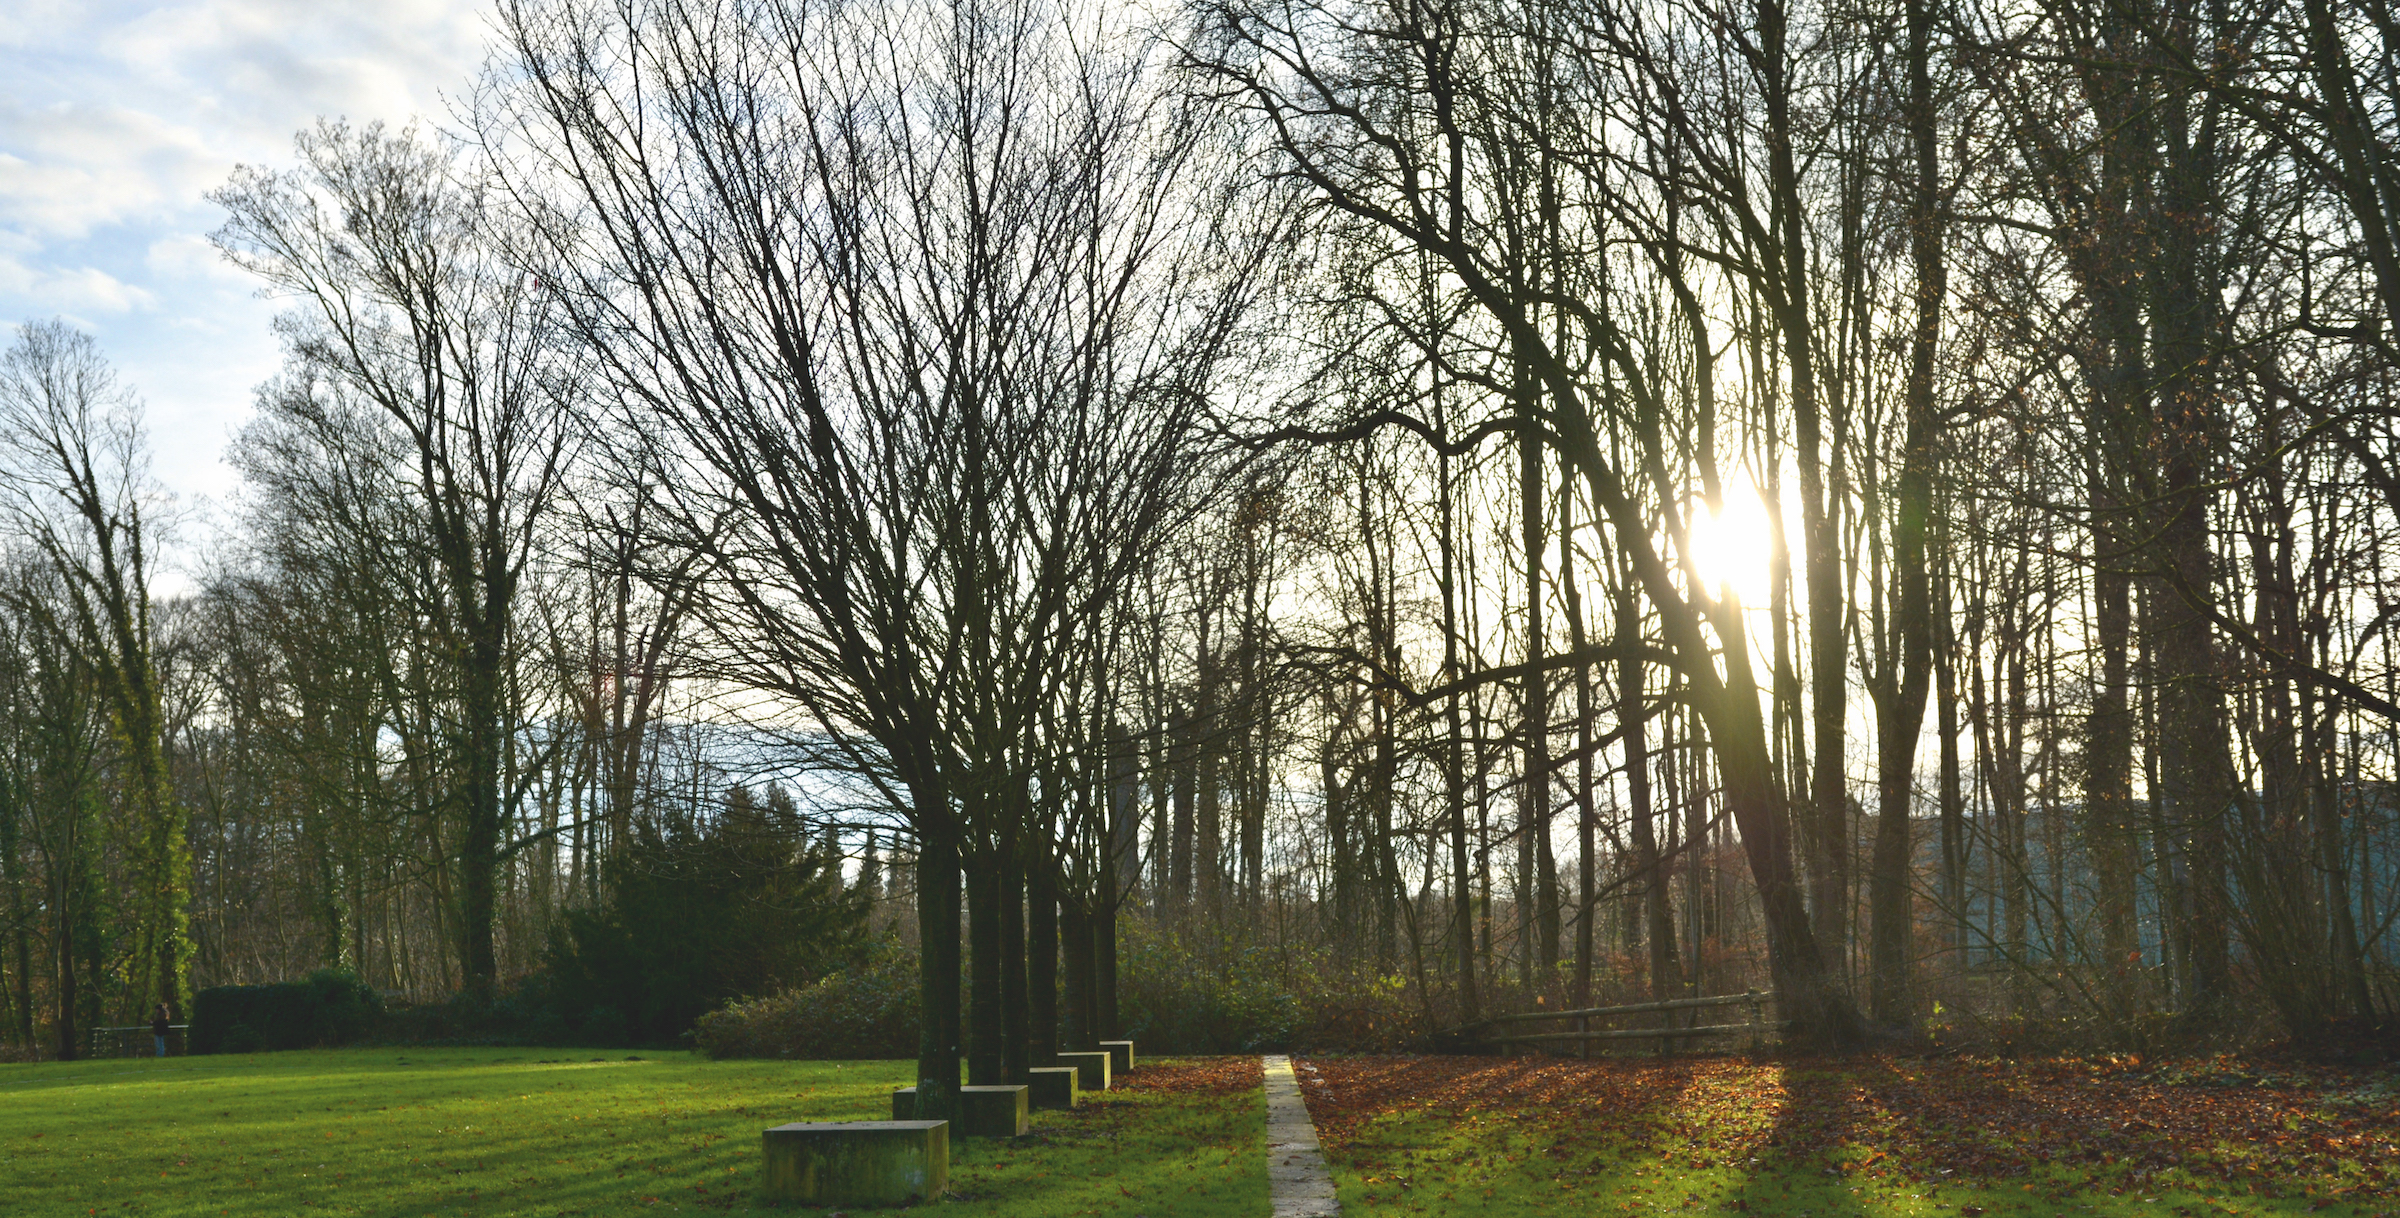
[1321,1104,2349,1218]
[0,1048,1264,1216]
[1303,1056,2389,1218]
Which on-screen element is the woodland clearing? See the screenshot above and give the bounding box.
[0,1049,1262,1215]
[2,1042,2390,1216]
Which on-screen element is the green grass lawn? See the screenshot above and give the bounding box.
[0,1049,1264,1216]
[1298,1054,2398,1218]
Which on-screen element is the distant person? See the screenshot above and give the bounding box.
[151,1004,171,1058]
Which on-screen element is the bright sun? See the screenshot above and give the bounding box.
[1684,479,1777,609]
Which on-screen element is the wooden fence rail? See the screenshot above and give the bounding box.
[1457,991,1779,1055]
[1481,991,1771,1027]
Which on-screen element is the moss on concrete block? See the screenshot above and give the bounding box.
[891,1084,1029,1136]
[1054,1050,1111,1091]
[1027,1066,1080,1110]
[759,1120,948,1207]
[961,1084,1028,1136]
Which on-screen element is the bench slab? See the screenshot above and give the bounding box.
[760,1120,947,1206]
[1100,1039,1135,1074]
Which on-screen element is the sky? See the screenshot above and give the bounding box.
[0,0,491,513]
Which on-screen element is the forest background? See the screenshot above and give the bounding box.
[1,0,2397,1084]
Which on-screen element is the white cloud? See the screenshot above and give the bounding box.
[0,247,157,313]
[145,232,252,287]
[0,0,492,504]
[0,102,221,238]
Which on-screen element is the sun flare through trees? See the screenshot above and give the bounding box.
[0,0,2397,1077]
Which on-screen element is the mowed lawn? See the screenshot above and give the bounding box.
[0,1049,1265,1216]
[1296,1054,2399,1218]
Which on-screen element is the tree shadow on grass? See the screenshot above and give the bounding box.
[1728,1058,1872,1218]
[1302,1051,1728,1213]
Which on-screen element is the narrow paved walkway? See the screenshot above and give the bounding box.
[1263,1054,1340,1216]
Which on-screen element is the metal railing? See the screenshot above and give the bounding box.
[87,1024,188,1058]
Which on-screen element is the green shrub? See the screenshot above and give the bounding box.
[1117,924,1303,1052]
[191,969,382,1054]
[364,974,565,1048]
[1114,919,1419,1053]
[693,917,1425,1059]
[693,937,921,1059]
[544,786,869,1046]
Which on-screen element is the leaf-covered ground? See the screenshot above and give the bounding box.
[0,1048,1263,1216]
[1295,1053,2398,1218]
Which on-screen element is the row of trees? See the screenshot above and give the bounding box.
[4,0,2398,1080]
[1157,0,2400,1046]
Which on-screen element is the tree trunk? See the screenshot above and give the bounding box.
[1240,580,1267,909]
[1758,0,1850,985]
[2320,715,2374,1019]
[1102,724,1131,1041]
[1323,705,1353,946]
[2086,539,2138,1018]
[916,809,962,1121]
[1620,582,1680,1004]
[457,616,504,1005]
[1934,532,1967,960]
[1562,482,1598,1009]
[1521,366,1557,982]
[1196,617,1223,920]
[1869,0,1944,1026]
[1706,664,1859,1047]
[2077,0,2153,1025]
[1060,901,1094,1052]
[1095,894,1120,1042]
[3,778,34,1047]
[966,839,1003,1086]
[53,868,77,1061]
[2149,47,2236,1020]
[1999,597,2032,1008]
[1171,708,1195,914]
[1443,442,1477,1024]
[1448,677,1476,1024]
[1685,711,1711,997]
[999,813,1029,1084]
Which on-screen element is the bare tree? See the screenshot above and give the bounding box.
[0,321,187,1021]
[485,0,1258,1109]
[212,123,577,1002]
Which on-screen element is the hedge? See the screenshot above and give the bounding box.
[190,969,383,1054]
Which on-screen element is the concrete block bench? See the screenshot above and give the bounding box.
[1054,1050,1111,1091]
[1027,1065,1081,1110]
[1100,1039,1135,1074]
[760,1120,947,1206]
[891,1084,1030,1137]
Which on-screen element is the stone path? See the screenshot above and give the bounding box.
[1263,1054,1340,1216]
